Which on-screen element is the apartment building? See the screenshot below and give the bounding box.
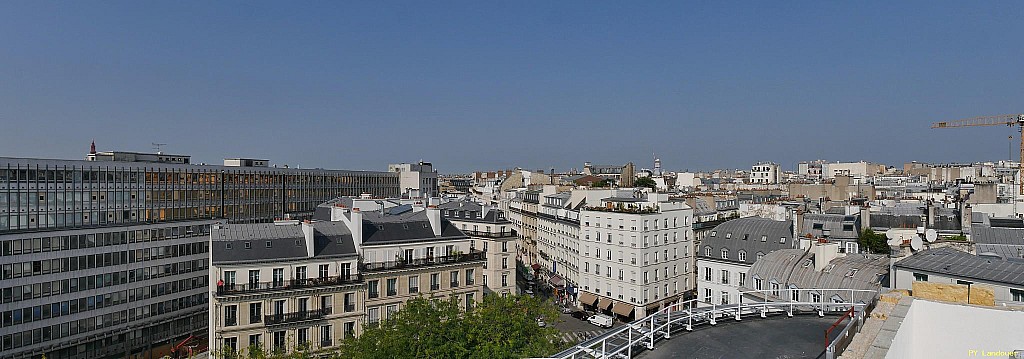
[438,200,517,296]
[210,200,485,357]
[0,154,416,359]
[537,191,581,290]
[749,162,781,185]
[696,217,796,306]
[505,189,541,268]
[209,221,363,356]
[576,191,694,321]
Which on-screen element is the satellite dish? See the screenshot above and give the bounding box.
[911,237,923,251]
[925,229,937,242]
[885,229,897,240]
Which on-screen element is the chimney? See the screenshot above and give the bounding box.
[350,208,363,249]
[427,205,442,236]
[813,241,841,272]
[89,140,96,155]
[301,220,315,257]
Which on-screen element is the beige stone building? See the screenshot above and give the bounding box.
[438,199,518,296]
[210,201,485,357]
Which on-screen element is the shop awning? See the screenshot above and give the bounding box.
[578,291,598,306]
[548,275,565,287]
[598,298,614,311]
[645,303,661,314]
[612,301,635,317]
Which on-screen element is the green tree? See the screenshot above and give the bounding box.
[335,294,563,359]
[858,229,891,254]
[591,179,612,187]
[633,176,657,189]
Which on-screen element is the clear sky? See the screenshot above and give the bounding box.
[1,1,1022,173]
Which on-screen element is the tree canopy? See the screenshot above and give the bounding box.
[633,176,657,189]
[858,229,891,254]
[334,294,565,359]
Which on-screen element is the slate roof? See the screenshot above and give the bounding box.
[970,224,1024,261]
[211,221,357,264]
[801,213,860,240]
[437,200,509,224]
[701,217,797,265]
[360,210,467,245]
[893,246,1024,287]
[745,249,888,296]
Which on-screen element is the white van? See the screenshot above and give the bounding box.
[588,314,614,328]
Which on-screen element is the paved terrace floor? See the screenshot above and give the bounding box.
[638,314,839,359]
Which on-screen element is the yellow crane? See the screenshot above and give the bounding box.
[932,113,1024,192]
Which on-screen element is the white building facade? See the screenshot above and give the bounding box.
[750,162,781,185]
[696,217,797,307]
[577,192,694,320]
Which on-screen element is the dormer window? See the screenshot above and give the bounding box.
[710,231,717,237]
[266,241,272,248]
[295,239,302,247]
[225,243,232,250]
[244,242,251,249]
[725,232,732,239]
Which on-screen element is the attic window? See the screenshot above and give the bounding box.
[225,243,232,250]
[244,242,251,249]
[812,223,824,230]
[423,223,429,228]
[403,224,409,229]
[845,268,859,277]
[742,234,749,241]
[843,224,854,231]
[824,264,836,273]
[725,232,732,239]
[760,235,767,242]
[295,239,302,247]
[780,237,786,244]
[266,241,272,248]
[710,231,717,237]
[802,259,812,268]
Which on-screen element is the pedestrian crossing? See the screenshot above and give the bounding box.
[557,330,605,344]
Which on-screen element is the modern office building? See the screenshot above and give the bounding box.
[0,152,423,359]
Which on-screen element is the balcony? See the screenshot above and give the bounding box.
[461,230,518,238]
[264,308,330,326]
[359,250,486,272]
[225,316,238,326]
[217,275,363,296]
[430,283,440,291]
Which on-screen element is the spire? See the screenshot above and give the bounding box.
[90,140,96,155]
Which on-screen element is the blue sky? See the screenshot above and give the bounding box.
[1,1,1022,173]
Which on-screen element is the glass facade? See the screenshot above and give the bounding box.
[0,157,404,359]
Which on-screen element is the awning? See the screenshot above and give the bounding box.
[578,291,598,306]
[548,274,565,287]
[645,303,661,314]
[598,298,614,311]
[612,301,635,317]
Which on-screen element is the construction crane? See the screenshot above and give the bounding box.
[932,113,1024,192]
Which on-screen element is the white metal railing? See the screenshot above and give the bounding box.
[547,288,877,359]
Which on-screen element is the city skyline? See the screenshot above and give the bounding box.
[2,1,1022,172]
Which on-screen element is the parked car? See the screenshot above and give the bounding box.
[571,311,592,321]
[588,314,614,328]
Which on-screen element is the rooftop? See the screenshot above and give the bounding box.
[893,246,1024,287]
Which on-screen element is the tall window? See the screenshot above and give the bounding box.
[295,266,307,281]
[248,270,260,289]
[704,267,711,281]
[501,273,508,287]
[297,328,309,347]
[408,276,419,293]
[273,331,286,353]
[321,295,333,313]
[431,273,440,290]
[739,273,746,287]
[720,270,729,285]
[319,264,330,279]
[450,271,459,287]
[321,325,333,347]
[368,280,379,298]
[344,293,355,312]
[272,268,284,287]
[465,269,475,285]
[387,278,397,296]
[249,302,262,324]
[704,288,712,303]
[224,305,237,326]
[340,263,351,279]
[224,271,236,287]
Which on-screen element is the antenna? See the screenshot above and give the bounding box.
[152,143,167,154]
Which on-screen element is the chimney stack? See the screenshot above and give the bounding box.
[427,205,442,236]
[350,208,363,249]
[300,220,315,257]
[813,241,841,272]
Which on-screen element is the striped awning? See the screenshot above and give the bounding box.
[579,291,598,306]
